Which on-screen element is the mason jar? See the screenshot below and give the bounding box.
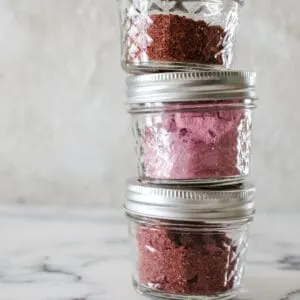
[124,180,255,300]
[118,0,244,73]
[127,70,257,186]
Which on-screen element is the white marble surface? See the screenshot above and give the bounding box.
[0,206,299,300]
[0,1,299,211]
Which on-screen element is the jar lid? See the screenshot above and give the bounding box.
[124,179,255,221]
[127,70,257,103]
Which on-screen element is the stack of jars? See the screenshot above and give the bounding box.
[118,0,257,299]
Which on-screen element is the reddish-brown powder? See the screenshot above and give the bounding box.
[137,226,238,295]
[129,14,226,66]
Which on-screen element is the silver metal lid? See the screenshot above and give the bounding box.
[127,70,257,103]
[125,179,255,221]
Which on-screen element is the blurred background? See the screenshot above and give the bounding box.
[0,0,298,212]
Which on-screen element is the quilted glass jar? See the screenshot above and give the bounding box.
[118,0,244,73]
[125,180,255,300]
[127,71,257,186]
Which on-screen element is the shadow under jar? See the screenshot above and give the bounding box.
[127,71,257,186]
[118,0,244,73]
[125,180,255,300]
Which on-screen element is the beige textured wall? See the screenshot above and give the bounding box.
[0,0,298,211]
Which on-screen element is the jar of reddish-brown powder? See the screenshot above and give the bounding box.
[127,71,257,186]
[119,0,245,73]
[124,180,255,300]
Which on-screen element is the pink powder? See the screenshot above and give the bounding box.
[134,104,252,181]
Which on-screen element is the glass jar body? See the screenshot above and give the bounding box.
[130,101,253,185]
[119,0,240,73]
[127,215,251,300]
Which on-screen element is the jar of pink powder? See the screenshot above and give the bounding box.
[124,180,255,300]
[127,71,257,185]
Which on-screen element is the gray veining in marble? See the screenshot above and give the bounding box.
[0,207,299,300]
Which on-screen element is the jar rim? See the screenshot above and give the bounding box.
[126,212,254,227]
[125,179,255,221]
[127,70,257,103]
